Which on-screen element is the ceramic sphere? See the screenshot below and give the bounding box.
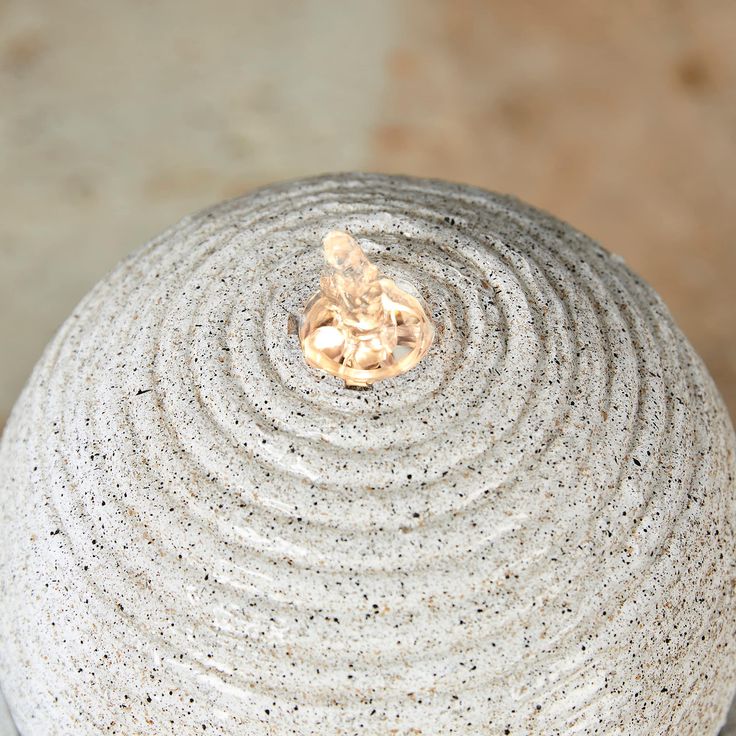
[1,174,735,735]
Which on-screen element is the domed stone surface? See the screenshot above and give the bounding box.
[1,173,735,735]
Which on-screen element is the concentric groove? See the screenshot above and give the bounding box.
[1,173,735,735]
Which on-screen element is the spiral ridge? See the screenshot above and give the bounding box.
[1,173,735,735]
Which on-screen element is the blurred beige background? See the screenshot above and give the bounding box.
[1,0,735,429]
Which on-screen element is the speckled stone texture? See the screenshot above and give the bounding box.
[1,173,735,735]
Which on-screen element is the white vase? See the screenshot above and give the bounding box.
[1,174,735,735]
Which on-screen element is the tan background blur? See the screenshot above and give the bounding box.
[1,0,735,429]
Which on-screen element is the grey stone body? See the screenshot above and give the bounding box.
[1,174,735,735]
